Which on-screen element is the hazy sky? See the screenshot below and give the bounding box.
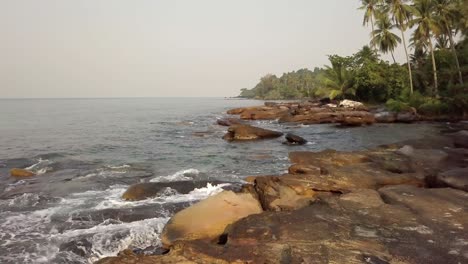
[0,0,407,98]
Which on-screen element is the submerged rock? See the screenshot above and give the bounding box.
[223,124,283,141]
[284,133,307,145]
[160,190,262,247]
[10,168,35,177]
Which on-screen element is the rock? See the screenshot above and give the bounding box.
[10,168,35,177]
[288,164,322,175]
[239,108,289,120]
[338,99,366,110]
[160,191,262,247]
[374,111,396,123]
[396,108,419,123]
[397,145,414,156]
[284,133,307,145]
[289,150,369,166]
[254,176,317,211]
[438,168,468,191]
[264,102,278,107]
[122,181,228,201]
[223,124,283,141]
[339,112,375,126]
[216,118,243,127]
[131,186,467,264]
[452,130,468,148]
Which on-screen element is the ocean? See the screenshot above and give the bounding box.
[0,98,439,263]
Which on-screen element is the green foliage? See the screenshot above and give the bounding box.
[385,98,411,112]
[417,98,450,115]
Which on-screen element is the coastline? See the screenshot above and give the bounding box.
[96,101,468,264]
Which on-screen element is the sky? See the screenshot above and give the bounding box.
[0,0,408,98]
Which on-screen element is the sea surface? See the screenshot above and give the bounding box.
[0,98,440,263]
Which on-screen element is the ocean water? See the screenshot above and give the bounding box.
[0,98,440,263]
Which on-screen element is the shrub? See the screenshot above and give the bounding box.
[385,99,411,112]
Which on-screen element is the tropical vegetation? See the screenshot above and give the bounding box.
[238,0,468,116]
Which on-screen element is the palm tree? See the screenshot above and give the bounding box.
[359,0,384,51]
[433,0,464,85]
[411,0,440,96]
[372,14,402,63]
[385,0,414,94]
[321,55,355,99]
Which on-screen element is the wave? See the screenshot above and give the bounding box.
[93,182,229,210]
[149,168,200,182]
[25,158,53,175]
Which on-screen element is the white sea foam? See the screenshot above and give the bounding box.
[106,164,131,170]
[150,168,200,182]
[93,182,229,210]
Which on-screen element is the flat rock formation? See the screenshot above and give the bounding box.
[97,125,468,264]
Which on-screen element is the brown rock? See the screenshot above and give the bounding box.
[160,191,262,247]
[452,130,468,148]
[10,168,35,177]
[289,150,369,166]
[223,124,283,141]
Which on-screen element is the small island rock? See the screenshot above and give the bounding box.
[10,168,35,178]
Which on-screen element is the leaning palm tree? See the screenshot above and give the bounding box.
[384,0,414,94]
[372,14,402,63]
[433,0,464,85]
[411,0,440,96]
[359,0,384,51]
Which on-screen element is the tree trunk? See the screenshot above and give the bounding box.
[370,15,377,52]
[428,37,439,97]
[400,28,414,95]
[446,25,464,85]
[391,50,396,63]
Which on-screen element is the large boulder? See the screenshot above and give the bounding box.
[160,191,262,247]
[223,124,283,141]
[339,111,375,126]
[10,168,35,178]
[437,167,468,191]
[374,111,396,123]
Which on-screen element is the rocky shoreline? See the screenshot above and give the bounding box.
[96,102,468,264]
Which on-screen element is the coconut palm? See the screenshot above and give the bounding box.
[321,55,355,99]
[433,0,464,85]
[411,0,440,96]
[372,14,402,63]
[384,0,414,94]
[359,0,384,50]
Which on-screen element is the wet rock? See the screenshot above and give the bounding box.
[122,181,228,201]
[289,150,369,166]
[284,133,307,145]
[239,107,289,120]
[339,111,375,126]
[216,117,243,127]
[396,109,419,123]
[452,130,468,148]
[222,124,283,141]
[438,168,468,191]
[160,191,262,247]
[59,238,92,257]
[10,168,35,177]
[374,111,396,123]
